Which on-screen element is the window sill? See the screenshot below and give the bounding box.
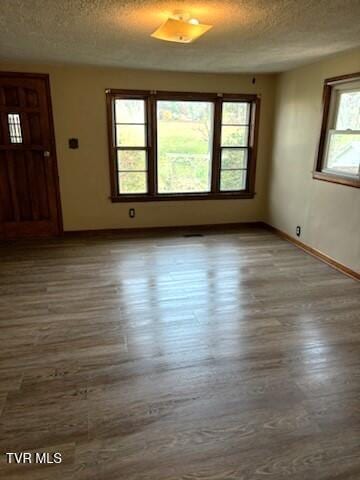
[313,171,360,188]
[110,192,255,202]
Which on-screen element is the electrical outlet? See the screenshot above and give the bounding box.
[129,208,135,219]
[296,226,301,237]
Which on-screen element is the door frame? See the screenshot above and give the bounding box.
[0,71,63,236]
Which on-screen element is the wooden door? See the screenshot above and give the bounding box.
[0,72,62,238]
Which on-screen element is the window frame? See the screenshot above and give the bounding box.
[314,72,360,188]
[106,89,260,202]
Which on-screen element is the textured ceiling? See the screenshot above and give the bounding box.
[0,0,359,73]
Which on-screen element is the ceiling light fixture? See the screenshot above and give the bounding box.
[151,12,212,43]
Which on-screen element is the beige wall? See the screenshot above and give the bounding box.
[2,52,358,271]
[267,48,360,272]
[0,62,276,231]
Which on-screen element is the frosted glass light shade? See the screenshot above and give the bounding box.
[151,18,212,43]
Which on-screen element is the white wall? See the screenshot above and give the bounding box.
[267,48,360,272]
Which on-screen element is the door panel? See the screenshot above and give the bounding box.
[0,73,62,238]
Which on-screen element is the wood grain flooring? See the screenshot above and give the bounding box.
[0,227,359,479]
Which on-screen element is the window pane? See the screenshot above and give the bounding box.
[117,150,147,171]
[220,170,246,191]
[157,101,213,193]
[8,113,23,143]
[222,102,250,125]
[115,99,145,124]
[118,172,147,194]
[221,148,247,169]
[325,132,360,176]
[336,91,360,130]
[116,124,146,147]
[221,126,248,147]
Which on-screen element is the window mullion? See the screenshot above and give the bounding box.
[147,95,157,196]
[107,95,118,198]
[211,98,222,193]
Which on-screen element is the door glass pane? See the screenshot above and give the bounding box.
[157,100,214,193]
[8,113,23,143]
[220,170,247,191]
[117,150,147,171]
[221,149,247,169]
[221,126,248,147]
[115,99,145,124]
[222,102,250,125]
[325,132,360,177]
[118,172,147,194]
[336,91,360,130]
[116,124,146,147]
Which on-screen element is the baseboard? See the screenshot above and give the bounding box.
[262,222,359,281]
[64,221,264,237]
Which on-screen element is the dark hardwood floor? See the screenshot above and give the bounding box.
[0,227,359,479]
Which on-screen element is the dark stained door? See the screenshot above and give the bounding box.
[0,72,62,238]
